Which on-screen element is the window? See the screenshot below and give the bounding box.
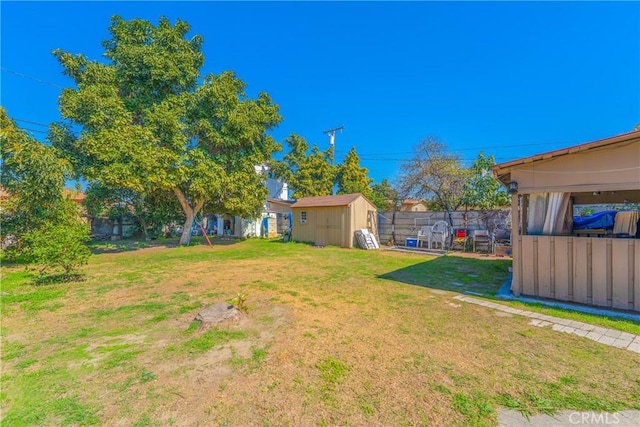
[300,211,307,223]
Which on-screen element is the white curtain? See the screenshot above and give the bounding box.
[527,192,571,235]
[527,194,548,235]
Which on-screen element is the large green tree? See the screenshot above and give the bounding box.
[398,137,469,225]
[1,108,90,279]
[370,178,399,211]
[1,108,69,241]
[461,152,509,210]
[84,183,184,239]
[336,147,372,197]
[53,16,282,244]
[274,133,336,199]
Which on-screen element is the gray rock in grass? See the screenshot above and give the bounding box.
[194,302,243,328]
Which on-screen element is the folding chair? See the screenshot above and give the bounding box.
[450,229,468,251]
[472,229,493,253]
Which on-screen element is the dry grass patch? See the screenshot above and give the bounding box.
[2,239,639,426]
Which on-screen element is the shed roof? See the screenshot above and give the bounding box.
[492,130,640,185]
[291,193,370,208]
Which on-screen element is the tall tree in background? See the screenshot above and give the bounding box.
[370,178,399,211]
[1,108,68,241]
[84,183,184,239]
[53,16,281,245]
[1,108,90,279]
[398,137,469,225]
[461,152,509,210]
[274,133,336,199]
[336,147,372,197]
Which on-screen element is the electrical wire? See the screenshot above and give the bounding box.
[1,67,65,89]
[14,118,50,127]
[7,69,625,169]
[19,127,48,135]
[335,140,574,157]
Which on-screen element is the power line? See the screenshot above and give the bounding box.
[334,139,585,157]
[354,156,513,162]
[14,118,50,127]
[20,127,48,135]
[1,67,65,89]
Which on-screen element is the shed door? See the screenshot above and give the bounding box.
[316,217,329,247]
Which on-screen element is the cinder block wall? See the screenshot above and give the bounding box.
[377,210,510,246]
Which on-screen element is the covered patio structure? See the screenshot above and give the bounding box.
[493,130,640,312]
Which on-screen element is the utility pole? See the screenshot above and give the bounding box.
[323,125,344,195]
[322,125,344,165]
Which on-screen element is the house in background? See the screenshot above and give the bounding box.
[493,130,640,312]
[290,193,378,248]
[400,199,428,212]
[204,165,290,238]
[264,198,293,236]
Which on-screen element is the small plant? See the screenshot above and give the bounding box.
[23,219,91,282]
[229,292,249,313]
[140,371,157,383]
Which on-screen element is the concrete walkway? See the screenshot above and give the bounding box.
[498,409,640,426]
[453,295,640,353]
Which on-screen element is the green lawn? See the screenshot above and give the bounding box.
[1,238,639,426]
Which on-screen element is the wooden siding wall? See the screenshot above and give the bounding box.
[291,198,377,248]
[292,206,349,247]
[510,138,640,194]
[349,198,377,247]
[514,235,640,311]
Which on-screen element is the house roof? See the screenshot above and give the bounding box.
[267,198,294,206]
[291,193,372,208]
[63,189,86,203]
[0,187,86,203]
[492,130,640,185]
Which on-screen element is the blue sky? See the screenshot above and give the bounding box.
[2,1,639,185]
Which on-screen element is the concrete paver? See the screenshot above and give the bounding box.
[454,295,640,353]
[498,409,640,426]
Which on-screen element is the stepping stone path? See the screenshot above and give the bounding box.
[454,295,640,353]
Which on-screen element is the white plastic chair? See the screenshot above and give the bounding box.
[430,221,449,249]
[417,226,431,248]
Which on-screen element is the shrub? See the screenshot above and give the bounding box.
[23,219,91,281]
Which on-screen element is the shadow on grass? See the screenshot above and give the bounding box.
[268,239,315,245]
[378,255,511,297]
[88,236,243,254]
[33,272,86,286]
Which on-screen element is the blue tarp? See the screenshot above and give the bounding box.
[573,210,618,230]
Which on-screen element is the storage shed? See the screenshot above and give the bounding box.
[493,130,640,312]
[290,193,378,248]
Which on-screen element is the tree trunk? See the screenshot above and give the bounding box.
[179,209,195,245]
[445,208,454,247]
[173,188,204,246]
[139,218,148,240]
